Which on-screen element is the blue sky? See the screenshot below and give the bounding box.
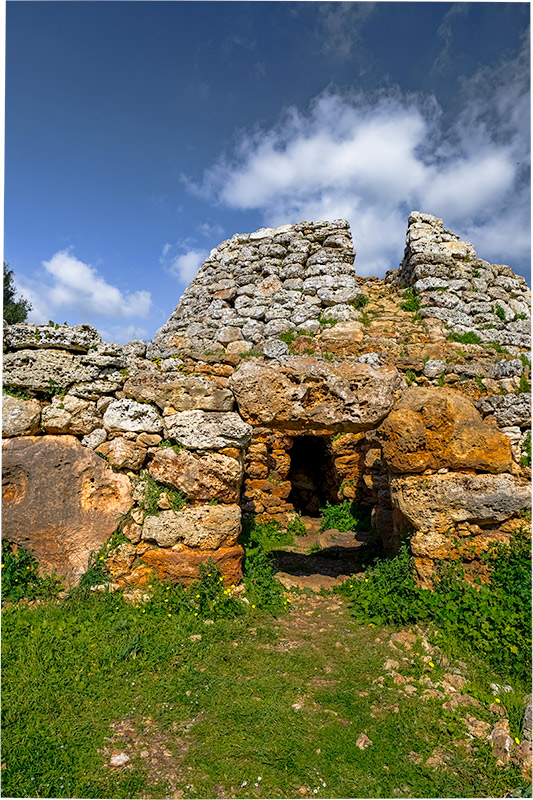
[4,1,530,343]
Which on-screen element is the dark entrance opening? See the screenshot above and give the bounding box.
[287,436,339,516]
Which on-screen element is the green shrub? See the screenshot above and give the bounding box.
[1,542,64,602]
[247,519,294,551]
[400,288,421,313]
[405,369,417,386]
[351,294,369,309]
[339,529,532,682]
[279,331,297,346]
[519,374,531,394]
[319,500,371,533]
[286,513,307,537]
[135,469,186,515]
[448,331,482,345]
[493,304,506,321]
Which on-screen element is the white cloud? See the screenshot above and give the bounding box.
[168,249,208,283]
[98,324,149,345]
[189,46,530,277]
[19,249,152,323]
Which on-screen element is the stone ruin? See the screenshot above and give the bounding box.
[2,212,531,592]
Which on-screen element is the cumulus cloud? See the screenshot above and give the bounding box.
[19,249,152,323]
[168,249,208,283]
[188,44,530,277]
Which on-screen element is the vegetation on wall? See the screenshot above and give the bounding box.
[3,262,32,324]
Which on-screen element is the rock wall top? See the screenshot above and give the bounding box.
[387,211,531,351]
[148,219,361,360]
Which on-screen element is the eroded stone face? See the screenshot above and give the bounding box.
[103,399,163,433]
[2,435,133,585]
[140,543,244,586]
[148,448,243,503]
[378,387,513,474]
[389,472,530,539]
[123,373,234,413]
[41,394,102,435]
[163,410,253,450]
[141,504,241,549]
[2,395,42,437]
[230,358,405,431]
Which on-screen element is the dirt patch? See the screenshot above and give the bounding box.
[102,714,201,798]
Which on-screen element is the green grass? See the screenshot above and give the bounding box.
[135,469,186,515]
[319,500,371,533]
[448,331,482,345]
[400,288,421,313]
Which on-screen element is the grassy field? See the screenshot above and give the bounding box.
[2,515,531,799]
[2,586,530,799]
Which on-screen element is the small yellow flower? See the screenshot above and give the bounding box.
[495,698,501,704]
[196,594,200,598]
[148,584,152,588]
[194,612,198,616]
[364,578,368,582]
[99,556,104,561]
[165,599,169,603]
[168,613,172,618]
[252,604,256,609]
[142,609,145,613]
[26,566,30,570]
[0,564,4,568]
[429,662,435,668]
[219,577,223,582]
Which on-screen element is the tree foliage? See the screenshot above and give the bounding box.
[3,263,32,324]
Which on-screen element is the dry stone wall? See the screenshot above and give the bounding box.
[2,213,531,589]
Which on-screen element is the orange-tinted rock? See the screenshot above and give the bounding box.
[140,543,244,586]
[148,448,243,503]
[379,387,512,473]
[96,437,147,470]
[2,435,133,585]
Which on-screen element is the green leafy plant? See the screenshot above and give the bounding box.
[339,528,532,681]
[519,373,531,394]
[3,385,33,400]
[400,287,421,313]
[448,331,482,345]
[135,470,186,516]
[278,330,297,346]
[319,500,371,533]
[1,542,64,602]
[485,341,509,354]
[475,376,486,394]
[318,316,338,326]
[493,304,506,321]
[322,351,335,361]
[514,313,527,321]
[3,262,32,323]
[286,513,307,538]
[405,369,417,386]
[158,438,183,453]
[351,294,369,309]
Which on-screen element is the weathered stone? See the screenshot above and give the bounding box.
[141,543,244,586]
[230,358,405,431]
[390,472,530,539]
[2,435,132,585]
[423,359,446,379]
[41,394,101,435]
[3,349,98,393]
[103,399,163,433]
[164,410,253,450]
[96,437,147,470]
[318,321,364,353]
[123,372,234,412]
[148,448,243,503]
[476,393,531,428]
[379,387,512,474]
[141,504,241,548]
[4,322,101,352]
[2,395,41,437]
[263,339,289,359]
[82,428,107,450]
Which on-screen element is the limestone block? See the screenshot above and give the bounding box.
[389,472,530,539]
[103,399,163,433]
[3,349,99,393]
[263,339,289,359]
[2,395,41,437]
[82,428,107,450]
[41,394,101,435]
[164,410,253,450]
[96,437,147,470]
[4,322,101,352]
[379,387,512,474]
[230,358,405,431]
[476,393,531,428]
[141,504,241,548]
[141,543,244,587]
[148,448,243,503]
[318,321,364,353]
[2,435,132,585]
[124,372,234,413]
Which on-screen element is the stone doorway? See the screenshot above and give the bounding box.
[287,435,339,516]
